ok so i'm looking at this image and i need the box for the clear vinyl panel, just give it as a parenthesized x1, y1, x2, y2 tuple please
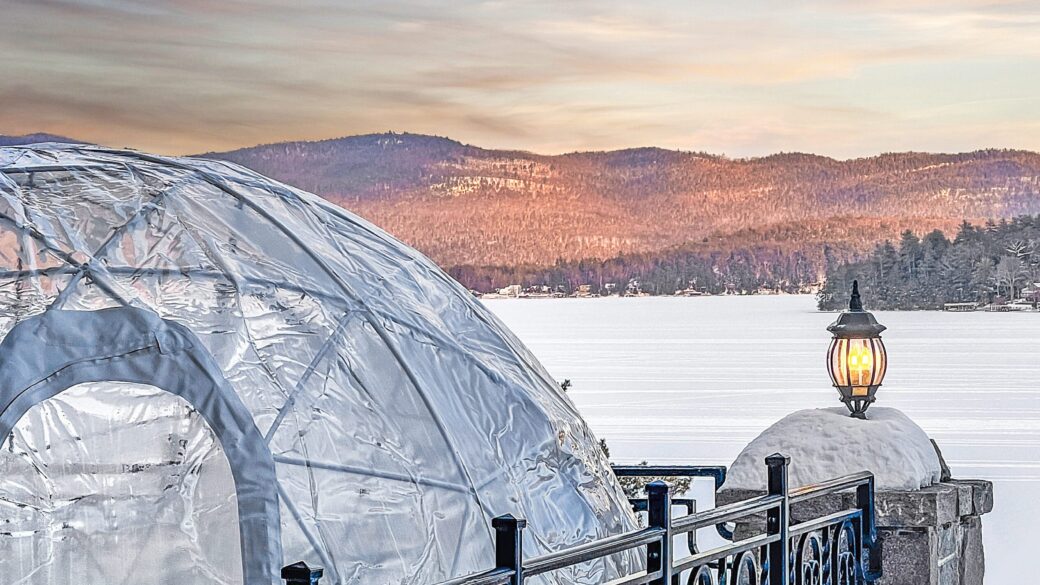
(0, 146, 640, 584)
(0, 382, 243, 585)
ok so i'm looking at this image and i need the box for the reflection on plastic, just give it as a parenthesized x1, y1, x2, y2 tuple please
(0, 383, 242, 585)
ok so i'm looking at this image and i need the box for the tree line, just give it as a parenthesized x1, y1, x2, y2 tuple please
(817, 215, 1040, 310)
(448, 242, 838, 295)
(449, 214, 1040, 310)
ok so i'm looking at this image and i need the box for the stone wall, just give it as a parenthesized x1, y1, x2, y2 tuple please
(717, 479, 992, 585)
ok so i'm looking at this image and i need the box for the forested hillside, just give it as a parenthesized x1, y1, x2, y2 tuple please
(204, 133, 1040, 292)
(818, 216, 1040, 310)
(206, 132, 1040, 268)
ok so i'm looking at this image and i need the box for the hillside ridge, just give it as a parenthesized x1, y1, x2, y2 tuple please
(202, 133, 1040, 278)
(5, 132, 1039, 291)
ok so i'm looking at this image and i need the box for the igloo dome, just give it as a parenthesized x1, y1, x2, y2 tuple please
(0, 144, 637, 585)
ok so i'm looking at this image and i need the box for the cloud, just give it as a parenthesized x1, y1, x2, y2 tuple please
(1, 0, 1039, 157)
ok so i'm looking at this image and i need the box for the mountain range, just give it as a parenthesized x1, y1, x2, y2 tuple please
(0, 133, 79, 147)
(201, 134, 1040, 281)
(5, 132, 1040, 292)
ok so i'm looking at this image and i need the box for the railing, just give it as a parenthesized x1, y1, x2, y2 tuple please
(613, 464, 732, 545)
(282, 453, 880, 585)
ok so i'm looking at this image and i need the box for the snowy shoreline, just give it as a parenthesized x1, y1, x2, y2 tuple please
(482, 295, 1039, 313)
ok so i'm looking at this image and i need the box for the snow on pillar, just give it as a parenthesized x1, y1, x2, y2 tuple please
(717, 407, 993, 585)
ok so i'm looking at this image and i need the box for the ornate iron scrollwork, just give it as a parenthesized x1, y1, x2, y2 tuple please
(729, 550, 760, 585)
(832, 521, 858, 585)
(689, 565, 716, 585)
(429, 459, 880, 585)
(796, 532, 824, 585)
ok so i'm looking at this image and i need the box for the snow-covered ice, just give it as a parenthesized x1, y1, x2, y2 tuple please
(486, 294, 1040, 582)
(723, 407, 941, 491)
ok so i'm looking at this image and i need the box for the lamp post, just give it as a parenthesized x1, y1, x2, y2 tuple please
(826, 280, 887, 419)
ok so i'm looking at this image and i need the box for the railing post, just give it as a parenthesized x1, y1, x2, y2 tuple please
(765, 454, 790, 585)
(492, 514, 527, 585)
(281, 561, 323, 585)
(646, 480, 672, 585)
(857, 474, 883, 580)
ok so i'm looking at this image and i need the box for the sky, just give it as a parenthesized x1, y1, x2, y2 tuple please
(2, 0, 1040, 157)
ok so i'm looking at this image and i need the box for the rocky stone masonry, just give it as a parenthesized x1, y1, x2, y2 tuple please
(717, 479, 993, 585)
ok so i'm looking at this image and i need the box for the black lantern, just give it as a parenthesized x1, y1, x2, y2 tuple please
(826, 280, 887, 419)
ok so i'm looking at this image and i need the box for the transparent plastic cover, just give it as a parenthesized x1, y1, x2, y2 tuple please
(0, 144, 638, 584)
(0, 383, 243, 585)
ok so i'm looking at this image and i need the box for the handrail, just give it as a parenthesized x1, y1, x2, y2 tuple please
(671, 532, 777, 575)
(616, 465, 733, 542)
(600, 569, 662, 585)
(525, 527, 664, 576)
(790, 470, 873, 502)
(435, 568, 515, 585)
(672, 493, 782, 534)
(283, 455, 881, 585)
(788, 509, 862, 538)
(611, 464, 728, 491)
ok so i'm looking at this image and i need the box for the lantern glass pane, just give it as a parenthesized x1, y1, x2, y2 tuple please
(829, 336, 884, 392)
(872, 338, 888, 386)
(828, 338, 847, 386)
(846, 338, 874, 387)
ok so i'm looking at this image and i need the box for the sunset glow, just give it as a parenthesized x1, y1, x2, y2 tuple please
(3, 1, 1040, 156)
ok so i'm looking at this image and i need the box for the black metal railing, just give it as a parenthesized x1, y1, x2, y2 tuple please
(613, 464, 732, 546)
(282, 453, 880, 585)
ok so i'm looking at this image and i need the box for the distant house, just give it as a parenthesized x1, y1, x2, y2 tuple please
(1024, 283, 1040, 303)
(521, 285, 554, 298)
(498, 284, 522, 297)
(674, 287, 705, 297)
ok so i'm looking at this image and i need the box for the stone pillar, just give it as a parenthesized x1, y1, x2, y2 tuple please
(717, 479, 993, 585)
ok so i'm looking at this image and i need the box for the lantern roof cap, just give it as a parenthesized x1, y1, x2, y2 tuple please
(827, 310, 886, 337)
(827, 280, 886, 337)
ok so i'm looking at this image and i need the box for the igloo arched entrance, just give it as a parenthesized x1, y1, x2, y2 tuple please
(2, 381, 243, 584)
(0, 307, 281, 585)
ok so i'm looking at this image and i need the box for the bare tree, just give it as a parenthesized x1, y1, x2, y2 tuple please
(993, 255, 1028, 300)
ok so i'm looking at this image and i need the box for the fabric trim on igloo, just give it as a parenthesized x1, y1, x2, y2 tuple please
(0, 306, 283, 585)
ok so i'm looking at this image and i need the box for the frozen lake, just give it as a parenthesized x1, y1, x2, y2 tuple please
(485, 294, 1038, 582)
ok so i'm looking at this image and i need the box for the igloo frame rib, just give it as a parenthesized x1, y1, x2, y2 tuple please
(0, 144, 638, 585)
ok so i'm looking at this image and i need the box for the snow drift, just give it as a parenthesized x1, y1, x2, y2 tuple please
(725, 407, 942, 491)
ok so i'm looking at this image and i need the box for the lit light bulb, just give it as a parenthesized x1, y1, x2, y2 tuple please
(849, 345, 872, 370)
(848, 342, 873, 391)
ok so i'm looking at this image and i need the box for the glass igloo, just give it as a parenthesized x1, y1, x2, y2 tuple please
(0, 144, 638, 585)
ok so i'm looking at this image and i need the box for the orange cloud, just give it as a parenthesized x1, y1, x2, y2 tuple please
(2, 0, 1039, 157)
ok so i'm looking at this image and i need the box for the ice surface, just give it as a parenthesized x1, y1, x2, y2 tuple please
(486, 294, 1040, 583)
(723, 407, 941, 491)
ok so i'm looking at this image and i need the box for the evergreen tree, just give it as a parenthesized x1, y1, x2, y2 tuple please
(819, 215, 1040, 309)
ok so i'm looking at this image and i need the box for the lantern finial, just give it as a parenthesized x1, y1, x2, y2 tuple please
(849, 279, 863, 312)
